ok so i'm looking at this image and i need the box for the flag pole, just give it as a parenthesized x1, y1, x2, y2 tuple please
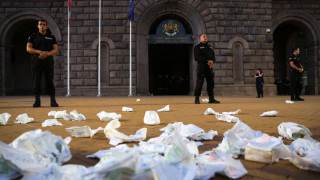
(97, 0, 101, 97)
(66, 0, 71, 97)
(129, 21, 132, 96)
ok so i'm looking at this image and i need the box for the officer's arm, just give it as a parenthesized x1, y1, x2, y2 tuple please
(46, 44, 58, 56)
(289, 61, 303, 72)
(26, 43, 41, 54)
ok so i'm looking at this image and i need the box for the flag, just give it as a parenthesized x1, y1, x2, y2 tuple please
(68, 0, 72, 24)
(129, 0, 134, 22)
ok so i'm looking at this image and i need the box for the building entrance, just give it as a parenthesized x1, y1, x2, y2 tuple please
(149, 44, 190, 95)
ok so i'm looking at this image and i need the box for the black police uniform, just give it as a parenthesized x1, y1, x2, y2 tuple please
(255, 72, 264, 97)
(288, 54, 303, 100)
(194, 42, 215, 97)
(28, 32, 57, 96)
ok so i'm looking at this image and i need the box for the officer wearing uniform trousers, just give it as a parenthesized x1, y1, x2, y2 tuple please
(255, 68, 264, 98)
(194, 34, 220, 104)
(26, 20, 59, 107)
(288, 47, 304, 101)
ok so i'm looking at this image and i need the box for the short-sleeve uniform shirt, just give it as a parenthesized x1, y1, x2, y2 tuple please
(28, 32, 57, 52)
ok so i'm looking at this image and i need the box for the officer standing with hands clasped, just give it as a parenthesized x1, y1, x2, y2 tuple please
(26, 19, 59, 107)
(194, 34, 220, 104)
(288, 47, 304, 101)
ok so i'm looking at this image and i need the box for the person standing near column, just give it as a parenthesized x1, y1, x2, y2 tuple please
(254, 68, 264, 98)
(26, 19, 59, 107)
(288, 47, 304, 101)
(194, 34, 220, 104)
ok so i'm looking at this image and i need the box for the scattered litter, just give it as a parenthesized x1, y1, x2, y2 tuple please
(87, 144, 131, 159)
(285, 100, 294, 104)
(0, 112, 11, 125)
(289, 137, 320, 172)
(157, 105, 170, 112)
(202, 98, 209, 102)
(63, 110, 86, 121)
(66, 126, 103, 138)
(42, 119, 63, 127)
(14, 113, 34, 124)
(204, 108, 218, 115)
(48, 110, 68, 119)
(260, 110, 279, 117)
(278, 122, 312, 140)
(97, 111, 122, 122)
(215, 114, 239, 123)
(104, 119, 147, 146)
(136, 99, 141, 102)
(144, 111, 160, 125)
(222, 109, 241, 115)
(122, 107, 133, 112)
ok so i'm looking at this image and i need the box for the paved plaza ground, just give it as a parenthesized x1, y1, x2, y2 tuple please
(0, 95, 319, 179)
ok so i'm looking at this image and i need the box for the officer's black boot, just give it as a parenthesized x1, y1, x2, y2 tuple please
(33, 95, 41, 107)
(261, 93, 264, 98)
(195, 96, 200, 104)
(209, 96, 220, 103)
(50, 95, 59, 107)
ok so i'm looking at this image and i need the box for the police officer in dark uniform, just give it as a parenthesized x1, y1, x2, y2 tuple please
(26, 20, 59, 107)
(194, 34, 220, 104)
(288, 47, 304, 101)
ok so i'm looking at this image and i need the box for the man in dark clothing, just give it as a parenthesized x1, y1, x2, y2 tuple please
(194, 34, 220, 104)
(26, 20, 59, 107)
(288, 47, 304, 101)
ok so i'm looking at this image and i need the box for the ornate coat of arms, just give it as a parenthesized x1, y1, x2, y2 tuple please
(162, 21, 179, 36)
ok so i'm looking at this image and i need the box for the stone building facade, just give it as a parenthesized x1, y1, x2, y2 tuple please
(0, 0, 319, 96)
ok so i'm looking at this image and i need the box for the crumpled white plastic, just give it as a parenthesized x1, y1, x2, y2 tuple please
(48, 110, 68, 119)
(63, 110, 86, 121)
(144, 111, 160, 125)
(136, 99, 141, 102)
(104, 119, 147, 146)
(97, 111, 122, 122)
(285, 100, 294, 104)
(204, 108, 218, 115)
(157, 105, 170, 112)
(222, 109, 241, 115)
(158, 122, 218, 141)
(0, 129, 72, 179)
(202, 98, 209, 102)
(260, 110, 279, 117)
(278, 122, 312, 140)
(14, 113, 34, 124)
(215, 114, 239, 123)
(66, 126, 103, 138)
(289, 137, 320, 172)
(122, 107, 133, 112)
(0, 112, 11, 125)
(195, 151, 248, 179)
(86, 144, 131, 159)
(42, 119, 63, 127)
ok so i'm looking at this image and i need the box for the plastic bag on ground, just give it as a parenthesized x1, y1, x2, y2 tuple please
(244, 134, 284, 163)
(215, 114, 239, 123)
(63, 110, 86, 121)
(122, 107, 133, 112)
(97, 111, 122, 122)
(260, 110, 279, 117)
(14, 113, 34, 124)
(285, 100, 294, 104)
(136, 99, 141, 102)
(0, 112, 11, 125)
(289, 137, 320, 172)
(144, 111, 160, 125)
(222, 109, 242, 115)
(278, 122, 312, 140)
(202, 98, 209, 103)
(104, 119, 147, 146)
(48, 110, 67, 119)
(152, 162, 198, 180)
(87, 144, 131, 159)
(157, 105, 170, 112)
(66, 126, 103, 138)
(195, 151, 247, 179)
(42, 119, 63, 127)
(204, 108, 218, 115)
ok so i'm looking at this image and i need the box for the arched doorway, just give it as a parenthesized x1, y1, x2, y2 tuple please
(148, 17, 193, 95)
(273, 21, 316, 95)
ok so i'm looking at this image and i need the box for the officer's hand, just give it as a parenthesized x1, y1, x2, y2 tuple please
(38, 51, 48, 59)
(207, 60, 213, 68)
(298, 68, 304, 73)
